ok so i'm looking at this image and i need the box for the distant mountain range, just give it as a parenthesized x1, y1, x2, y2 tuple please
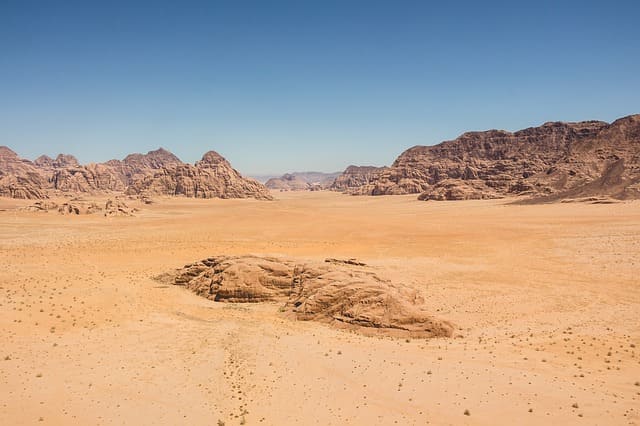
(2, 113, 638, 202)
(0, 147, 272, 200)
(265, 171, 342, 191)
(331, 114, 640, 202)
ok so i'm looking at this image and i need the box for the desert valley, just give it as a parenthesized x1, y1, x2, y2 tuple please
(1, 114, 639, 425)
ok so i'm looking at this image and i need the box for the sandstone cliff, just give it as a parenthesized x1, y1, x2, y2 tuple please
(337, 114, 640, 201)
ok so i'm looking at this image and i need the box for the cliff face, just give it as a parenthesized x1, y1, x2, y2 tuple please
(0, 147, 49, 199)
(0, 147, 272, 200)
(330, 166, 388, 193)
(338, 115, 640, 201)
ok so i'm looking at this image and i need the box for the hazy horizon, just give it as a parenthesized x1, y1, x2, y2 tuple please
(1, 1, 638, 175)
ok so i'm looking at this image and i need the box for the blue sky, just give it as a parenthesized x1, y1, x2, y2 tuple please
(1, 1, 638, 175)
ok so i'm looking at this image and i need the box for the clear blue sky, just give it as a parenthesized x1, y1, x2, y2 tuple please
(1, 1, 638, 175)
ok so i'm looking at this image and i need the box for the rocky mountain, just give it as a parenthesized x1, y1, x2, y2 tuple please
(125, 151, 272, 199)
(337, 114, 640, 201)
(265, 173, 311, 191)
(265, 171, 341, 191)
(330, 165, 388, 192)
(0, 147, 272, 200)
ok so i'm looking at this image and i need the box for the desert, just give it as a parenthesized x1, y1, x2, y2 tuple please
(2, 2, 639, 424)
(1, 191, 639, 425)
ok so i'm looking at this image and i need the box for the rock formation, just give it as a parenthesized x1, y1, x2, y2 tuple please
(265, 171, 341, 191)
(0, 147, 272, 200)
(166, 255, 453, 338)
(20, 201, 59, 212)
(103, 199, 136, 216)
(335, 114, 640, 201)
(125, 151, 273, 200)
(330, 165, 388, 193)
(0, 146, 49, 199)
(265, 173, 313, 191)
(57, 202, 99, 215)
(22, 198, 136, 216)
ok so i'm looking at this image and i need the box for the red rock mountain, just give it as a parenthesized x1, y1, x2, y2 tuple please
(336, 114, 640, 201)
(0, 147, 271, 200)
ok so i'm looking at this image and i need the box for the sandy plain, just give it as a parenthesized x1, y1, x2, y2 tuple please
(0, 191, 639, 425)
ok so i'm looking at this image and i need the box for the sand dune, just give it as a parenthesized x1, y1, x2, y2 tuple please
(1, 191, 639, 425)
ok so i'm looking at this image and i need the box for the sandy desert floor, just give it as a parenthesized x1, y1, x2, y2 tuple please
(1, 191, 639, 425)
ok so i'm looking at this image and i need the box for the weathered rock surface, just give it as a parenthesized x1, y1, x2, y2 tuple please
(0, 146, 272, 200)
(57, 201, 102, 215)
(21, 198, 135, 216)
(265, 171, 341, 191)
(104, 199, 136, 217)
(20, 201, 59, 212)
(166, 255, 453, 338)
(125, 151, 273, 200)
(330, 165, 388, 193)
(0, 146, 50, 199)
(336, 115, 640, 201)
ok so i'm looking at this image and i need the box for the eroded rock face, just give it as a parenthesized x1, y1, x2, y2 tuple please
(20, 201, 59, 212)
(125, 151, 273, 200)
(0, 147, 49, 199)
(167, 255, 453, 338)
(417, 179, 502, 201)
(22, 198, 135, 216)
(330, 165, 388, 193)
(49, 163, 127, 193)
(0, 174, 49, 199)
(104, 199, 136, 217)
(0, 146, 272, 201)
(57, 202, 101, 215)
(336, 115, 640, 201)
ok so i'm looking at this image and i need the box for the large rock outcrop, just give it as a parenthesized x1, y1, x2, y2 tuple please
(166, 255, 453, 338)
(330, 165, 388, 193)
(336, 114, 640, 201)
(0, 146, 49, 199)
(125, 151, 273, 200)
(0, 147, 272, 200)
